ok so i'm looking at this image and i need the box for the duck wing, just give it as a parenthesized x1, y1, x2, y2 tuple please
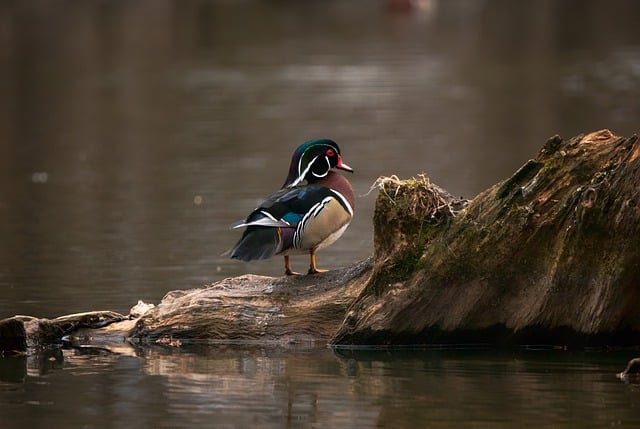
(231, 185, 334, 229)
(230, 185, 335, 261)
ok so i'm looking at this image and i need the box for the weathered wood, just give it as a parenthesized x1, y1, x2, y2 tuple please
(617, 357, 640, 381)
(0, 311, 127, 354)
(0, 263, 372, 351)
(130, 259, 372, 343)
(332, 130, 640, 347)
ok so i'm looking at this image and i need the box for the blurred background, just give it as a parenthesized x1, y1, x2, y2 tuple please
(1, 0, 640, 318)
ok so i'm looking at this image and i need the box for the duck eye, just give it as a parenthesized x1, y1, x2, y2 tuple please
(326, 149, 335, 157)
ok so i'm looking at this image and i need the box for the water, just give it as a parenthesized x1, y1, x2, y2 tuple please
(3, 0, 640, 318)
(1, 346, 638, 429)
(2, 0, 640, 427)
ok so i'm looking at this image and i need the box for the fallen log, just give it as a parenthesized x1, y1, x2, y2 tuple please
(1, 129, 639, 353)
(0, 260, 372, 354)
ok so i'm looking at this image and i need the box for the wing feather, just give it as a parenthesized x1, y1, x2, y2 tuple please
(231, 185, 335, 229)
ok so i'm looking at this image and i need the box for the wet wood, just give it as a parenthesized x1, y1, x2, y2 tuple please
(0, 311, 127, 355)
(2, 129, 640, 352)
(617, 357, 640, 381)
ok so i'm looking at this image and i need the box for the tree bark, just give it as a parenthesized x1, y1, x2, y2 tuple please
(1, 129, 640, 352)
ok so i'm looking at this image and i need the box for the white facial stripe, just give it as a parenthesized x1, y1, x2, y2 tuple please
(290, 155, 319, 187)
(289, 144, 341, 188)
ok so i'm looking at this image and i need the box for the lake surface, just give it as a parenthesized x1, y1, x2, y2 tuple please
(2, 0, 640, 427)
(1, 345, 639, 429)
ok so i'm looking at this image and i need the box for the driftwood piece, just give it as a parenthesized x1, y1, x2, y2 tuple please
(130, 259, 371, 343)
(0, 311, 127, 355)
(1, 129, 640, 352)
(332, 129, 640, 347)
(617, 357, 640, 381)
(0, 263, 371, 353)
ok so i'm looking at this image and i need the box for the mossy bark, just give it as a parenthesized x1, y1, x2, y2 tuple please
(332, 130, 640, 347)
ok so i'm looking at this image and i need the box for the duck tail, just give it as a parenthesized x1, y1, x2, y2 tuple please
(230, 227, 281, 261)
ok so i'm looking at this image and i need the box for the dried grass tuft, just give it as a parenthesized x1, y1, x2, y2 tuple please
(368, 174, 462, 220)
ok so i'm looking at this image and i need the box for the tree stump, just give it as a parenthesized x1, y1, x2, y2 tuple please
(332, 129, 640, 347)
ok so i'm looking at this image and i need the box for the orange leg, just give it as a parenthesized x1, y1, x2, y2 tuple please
(308, 249, 328, 275)
(284, 255, 299, 276)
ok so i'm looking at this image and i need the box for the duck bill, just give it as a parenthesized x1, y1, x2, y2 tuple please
(335, 155, 354, 173)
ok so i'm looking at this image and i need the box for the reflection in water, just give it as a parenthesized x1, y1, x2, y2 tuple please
(1, 345, 639, 429)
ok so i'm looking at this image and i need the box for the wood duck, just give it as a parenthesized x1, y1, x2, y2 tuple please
(230, 139, 355, 275)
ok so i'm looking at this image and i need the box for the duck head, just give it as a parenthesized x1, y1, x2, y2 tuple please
(282, 139, 353, 188)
